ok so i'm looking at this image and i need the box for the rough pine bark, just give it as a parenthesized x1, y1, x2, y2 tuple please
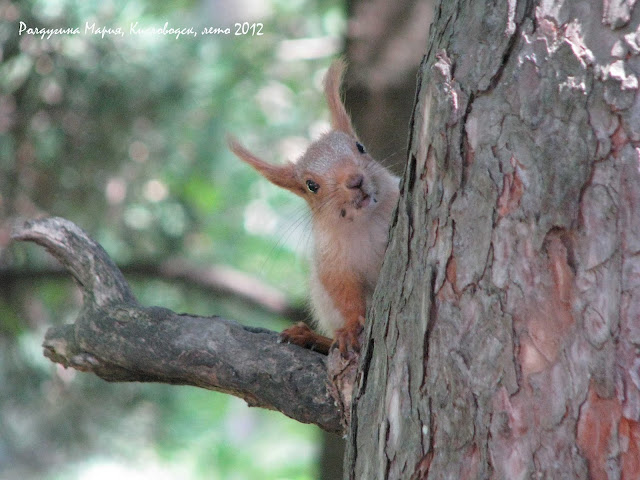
(345, 1, 640, 479)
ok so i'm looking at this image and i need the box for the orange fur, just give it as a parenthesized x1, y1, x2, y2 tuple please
(279, 322, 333, 354)
(229, 60, 399, 355)
(324, 58, 355, 135)
(227, 137, 302, 194)
(318, 268, 366, 353)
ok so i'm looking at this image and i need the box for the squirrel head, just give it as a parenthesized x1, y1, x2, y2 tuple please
(228, 59, 398, 225)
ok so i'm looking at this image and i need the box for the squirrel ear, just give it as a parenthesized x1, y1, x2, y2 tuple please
(324, 59, 355, 136)
(227, 135, 302, 194)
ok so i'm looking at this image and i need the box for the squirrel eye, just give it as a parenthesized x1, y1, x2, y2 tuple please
(356, 141, 366, 154)
(306, 179, 320, 193)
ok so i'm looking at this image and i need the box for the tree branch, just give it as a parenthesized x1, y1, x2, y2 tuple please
(11, 217, 342, 434)
(0, 261, 308, 323)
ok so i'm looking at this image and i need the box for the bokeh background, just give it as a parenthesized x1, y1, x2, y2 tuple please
(0, 0, 431, 478)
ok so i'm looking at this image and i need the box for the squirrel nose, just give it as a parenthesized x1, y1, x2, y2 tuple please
(346, 173, 364, 190)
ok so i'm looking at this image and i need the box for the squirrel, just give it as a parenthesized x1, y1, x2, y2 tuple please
(228, 59, 399, 355)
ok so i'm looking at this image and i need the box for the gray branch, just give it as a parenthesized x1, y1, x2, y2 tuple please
(11, 217, 342, 434)
(0, 261, 308, 323)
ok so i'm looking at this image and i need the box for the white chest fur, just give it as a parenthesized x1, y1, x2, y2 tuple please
(308, 201, 394, 335)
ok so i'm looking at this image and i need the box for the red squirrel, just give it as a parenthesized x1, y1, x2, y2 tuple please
(228, 60, 399, 354)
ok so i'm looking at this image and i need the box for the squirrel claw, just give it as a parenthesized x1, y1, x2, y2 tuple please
(279, 322, 310, 345)
(333, 320, 364, 356)
(279, 322, 332, 355)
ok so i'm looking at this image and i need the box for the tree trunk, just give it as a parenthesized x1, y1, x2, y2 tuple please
(345, 1, 640, 478)
(11, 1, 640, 478)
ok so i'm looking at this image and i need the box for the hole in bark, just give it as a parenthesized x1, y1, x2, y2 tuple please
(407, 153, 417, 191)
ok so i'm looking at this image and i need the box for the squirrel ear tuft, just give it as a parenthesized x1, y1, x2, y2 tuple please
(324, 59, 355, 136)
(227, 135, 302, 194)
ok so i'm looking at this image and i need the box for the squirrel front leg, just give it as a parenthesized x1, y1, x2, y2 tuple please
(279, 323, 333, 354)
(279, 272, 366, 355)
(319, 270, 367, 355)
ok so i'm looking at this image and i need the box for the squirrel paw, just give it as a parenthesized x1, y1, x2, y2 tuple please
(333, 318, 364, 356)
(279, 322, 331, 355)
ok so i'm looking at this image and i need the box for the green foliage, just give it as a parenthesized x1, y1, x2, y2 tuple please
(0, 0, 345, 477)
